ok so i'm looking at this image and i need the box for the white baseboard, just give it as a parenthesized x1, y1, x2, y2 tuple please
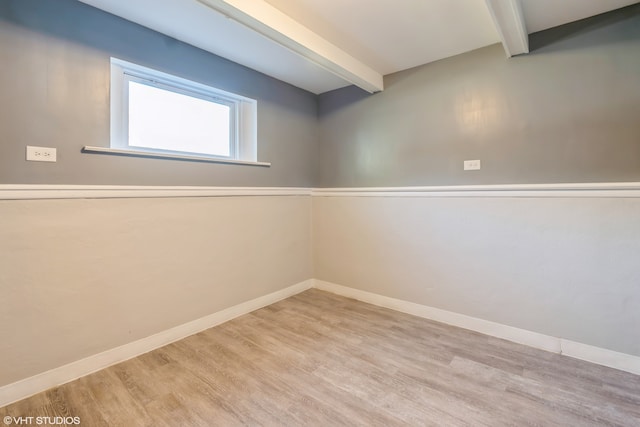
(3, 278, 638, 408)
(560, 339, 640, 374)
(313, 280, 640, 376)
(0, 279, 314, 408)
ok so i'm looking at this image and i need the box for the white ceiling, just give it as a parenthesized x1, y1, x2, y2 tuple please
(263, 0, 501, 76)
(77, 0, 639, 94)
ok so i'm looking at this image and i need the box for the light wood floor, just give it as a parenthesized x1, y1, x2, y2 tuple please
(2, 289, 640, 426)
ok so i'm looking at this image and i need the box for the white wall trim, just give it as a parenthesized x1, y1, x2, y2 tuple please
(0, 185, 312, 200)
(313, 182, 640, 198)
(2, 182, 640, 200)
(0, 279, 314, 408)
(313, 280, 640, 376)
(82, 147, 269, 167)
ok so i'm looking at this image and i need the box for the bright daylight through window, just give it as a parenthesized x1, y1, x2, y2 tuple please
(109, 58, 258, 163)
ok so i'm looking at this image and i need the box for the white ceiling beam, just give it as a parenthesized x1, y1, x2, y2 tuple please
(196, 0, 384, 93)
(485, 0, 529, 57)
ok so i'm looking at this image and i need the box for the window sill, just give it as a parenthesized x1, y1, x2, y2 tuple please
(82, 146, 271, 167)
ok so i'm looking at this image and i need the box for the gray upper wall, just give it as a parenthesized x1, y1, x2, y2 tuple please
(317, 4, 640, 187)
(2, 1, 639, 189)
(0, 0, 318, 187)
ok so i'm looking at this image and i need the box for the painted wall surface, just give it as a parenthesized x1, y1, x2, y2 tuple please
(313, 194, 640, 357)
(317, 5, 640, 187)
(0, 0, 318, 187)
(0, 195, 312, 386)
(2, 0, 640, 395)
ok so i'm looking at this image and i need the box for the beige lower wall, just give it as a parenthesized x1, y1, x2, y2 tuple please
(0, 196, 312, 387)
(313, 195, 640, 357)
(3, 189, 640, 389)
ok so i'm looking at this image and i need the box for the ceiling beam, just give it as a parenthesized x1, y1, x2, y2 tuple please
(197, 0, 384, 93)
(485, 0, 529, 57)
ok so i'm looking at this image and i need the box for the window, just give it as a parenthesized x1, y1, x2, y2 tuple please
(109, 58, 258, 163)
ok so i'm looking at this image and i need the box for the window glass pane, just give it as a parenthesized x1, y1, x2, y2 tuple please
(128, 81, 231, 157)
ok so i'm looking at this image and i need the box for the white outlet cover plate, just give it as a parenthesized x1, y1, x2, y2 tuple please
(464, 159, 481, 170)
(26, 146, 57, 162)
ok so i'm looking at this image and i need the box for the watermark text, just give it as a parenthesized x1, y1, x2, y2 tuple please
(3, 416, 80, 425)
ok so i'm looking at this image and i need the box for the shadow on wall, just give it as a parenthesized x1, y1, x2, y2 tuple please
(318, 84, 374, 115)
(528, 3, 640, 53)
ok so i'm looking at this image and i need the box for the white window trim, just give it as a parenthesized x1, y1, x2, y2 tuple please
(81, 145, 271, 166)
(99, 58, 262, 165)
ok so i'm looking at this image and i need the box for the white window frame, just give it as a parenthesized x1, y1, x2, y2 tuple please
(109, 58, 258, 163)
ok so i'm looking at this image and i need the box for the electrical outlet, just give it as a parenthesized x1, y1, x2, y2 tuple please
(26, 146, 57, 162)
(464, 159, 481, 171)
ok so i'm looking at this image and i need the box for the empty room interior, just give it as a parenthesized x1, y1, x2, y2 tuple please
(2, 0, 640, 425)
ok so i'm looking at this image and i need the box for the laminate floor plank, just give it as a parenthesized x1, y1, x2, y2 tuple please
(2, 289, 639, 426)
